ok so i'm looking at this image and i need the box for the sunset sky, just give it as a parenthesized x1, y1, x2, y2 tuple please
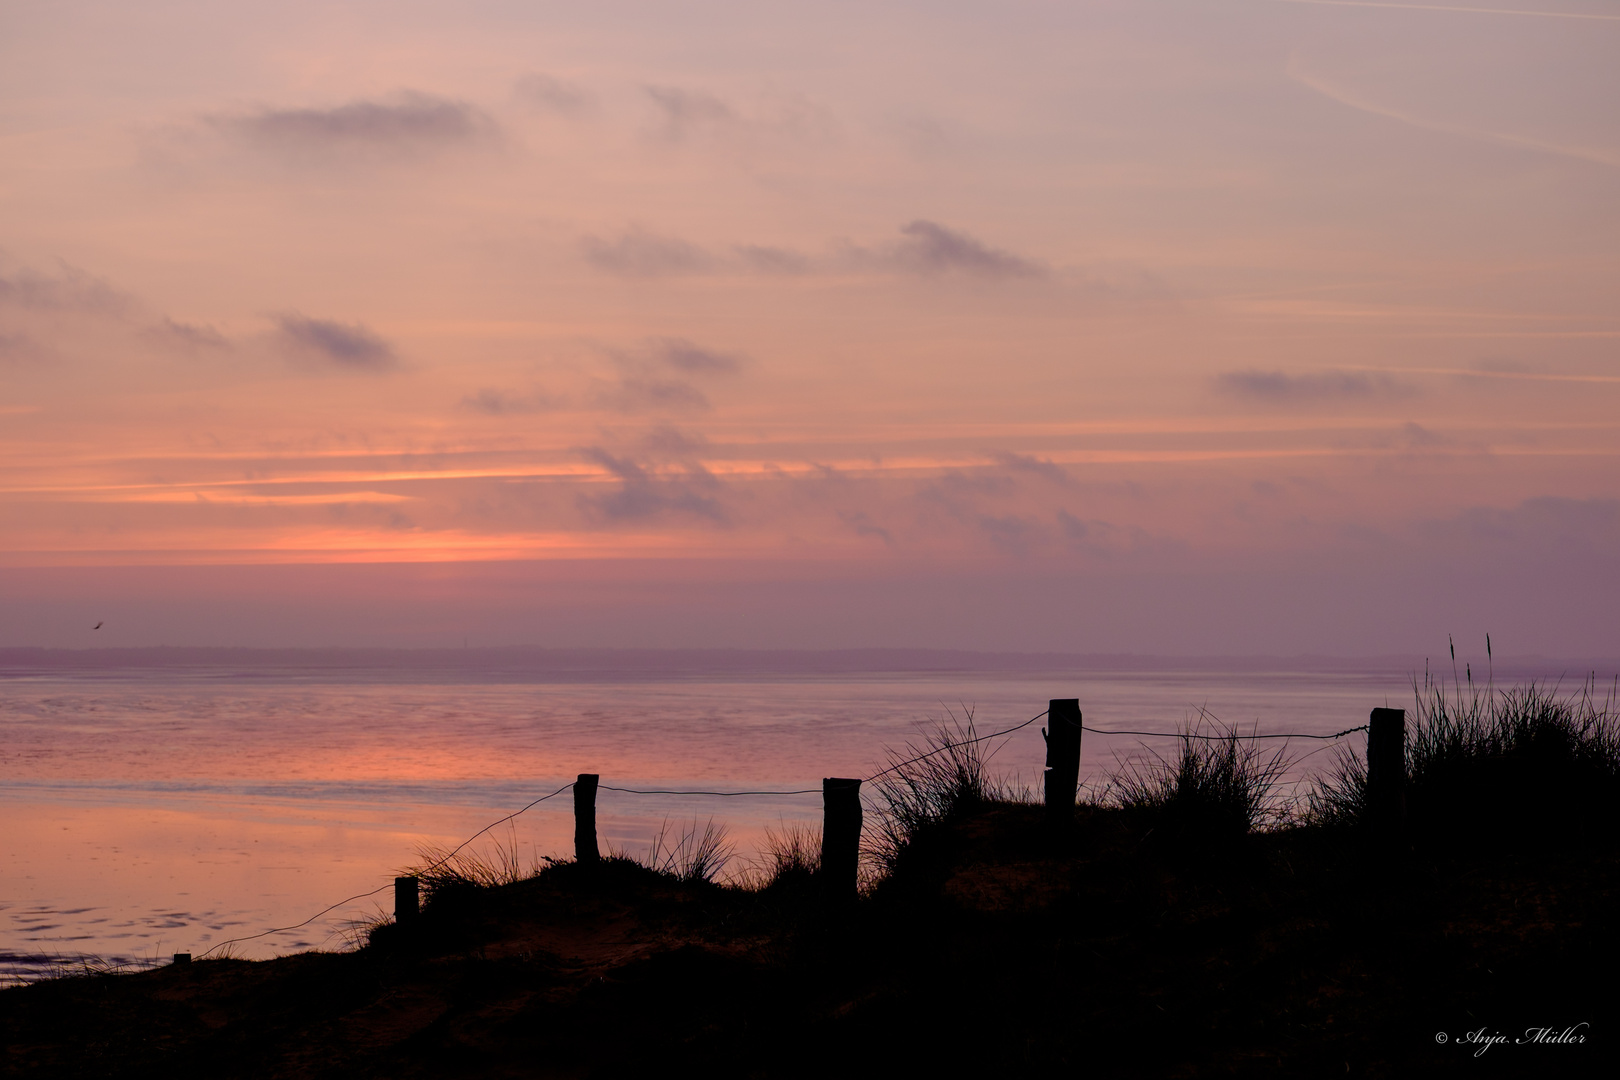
(3, 0, 1618, 655)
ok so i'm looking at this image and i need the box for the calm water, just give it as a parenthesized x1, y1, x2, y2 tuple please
(0, 665, 1416, 981)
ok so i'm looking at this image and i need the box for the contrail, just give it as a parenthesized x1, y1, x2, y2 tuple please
(1286, 56, 1620, 168)
(1347, 365, 1620, 384)
(1272, 1, 1620, 22)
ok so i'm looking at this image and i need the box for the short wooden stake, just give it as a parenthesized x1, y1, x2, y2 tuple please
(1044, 698, 1083, 826)
(171, 953, 191, 966)
(394, 875, 419, 924)
(1367, 707, 1407, 836)
(574, 773, 600, 865)
(821, 778, 862, 901)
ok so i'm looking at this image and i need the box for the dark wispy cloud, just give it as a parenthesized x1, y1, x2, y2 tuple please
(576, 433, 729, 524)
(921, 470, 1017, 501)
(146, 317, 229, 351)
(880, 220, 1046, 279)
(514, 73, 592, 113)
(987, 451, 1072, 486)
(1400, 421, 1447, 449)
(638, 424, 711, 457)
(588, 337, 745, 413)
(914, 469, 1037, 556)
(1056, 508, 1092, 543)
(590, 376, 711, 413)
(641, 85, 832, 149)
(734, 244, 812, 275)
(580, 221, 1043, 282)
(644, 86, 738, 139)
(580, 228, 717, 277)
(975, 513, 1037, 557)
(838, 509, 894, 546)
(1213, 369, 1411, 401)
(460, 387, 563, 415)
(1056, 509, 1151, 558)
(214, 92, 495, 156)
(1430, 497, 1620, 552)
(653, 338, 742, 375)
(274, 314, 397, 371)
(0, 330, 47, 363)
(0, 263, 128, 314)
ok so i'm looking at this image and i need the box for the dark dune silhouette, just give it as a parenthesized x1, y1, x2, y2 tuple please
(4, 688, 1616, 1077)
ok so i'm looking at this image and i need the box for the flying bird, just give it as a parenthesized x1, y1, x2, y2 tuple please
(93, 622, 103, 630)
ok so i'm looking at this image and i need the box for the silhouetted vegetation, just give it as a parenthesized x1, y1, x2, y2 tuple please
(1310, 679, 1620, 846)
(866, 711, 1017, 878)
(623, 818, 736, 883)
(5, 681, 1619, 1078)
(411, 827, 543, 900)
(742, 822, 821, 893)
(1105, 713, 1292, 848)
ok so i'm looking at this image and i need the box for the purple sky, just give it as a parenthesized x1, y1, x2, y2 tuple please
(2, 1, 1617, 654)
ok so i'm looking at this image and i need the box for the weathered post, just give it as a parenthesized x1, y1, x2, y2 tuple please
(394, 875, 419, 924)
(1044, 698, 1083, 827)
(574, 773, 600, 865)
(171, 953, 191, 966)
(821, 777, 862, 902)
(1366, 707, 1407, 837)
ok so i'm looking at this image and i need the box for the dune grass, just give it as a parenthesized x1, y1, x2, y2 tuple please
(865, 709, 1035, 880)
(627, 818, 736, 884)
(1105, 712, 1293, 845)
(734, 822, 822, 892)
(404, 817, 737, 901)
(1309, 677, 1620, 842)
(406, 824, 545, 907)
(361, 674, 1620, 950)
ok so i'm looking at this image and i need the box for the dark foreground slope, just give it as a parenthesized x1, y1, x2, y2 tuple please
(3, 805, 1616, 1079)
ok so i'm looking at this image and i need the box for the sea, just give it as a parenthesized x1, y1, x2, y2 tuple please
(1, 647, 1563, 983)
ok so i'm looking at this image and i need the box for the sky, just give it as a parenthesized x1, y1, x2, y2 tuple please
(2, 0, 1618, 655)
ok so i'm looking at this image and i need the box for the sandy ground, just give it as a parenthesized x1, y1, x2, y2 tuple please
(3, 804, 1618, 1078)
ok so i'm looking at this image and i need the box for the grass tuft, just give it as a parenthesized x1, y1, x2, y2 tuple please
(404, 825, 543, 906)
(1305, 743, 1367, 830)
(737, 822, 822, 891)
(1311, 677, 1620, 841)
(867, 709, 1003, 877)
(624, 819, 736, 884)
(1106, 711, 1293, 845)
(16, 951, 166, 985)
(336, 909, 394, 952)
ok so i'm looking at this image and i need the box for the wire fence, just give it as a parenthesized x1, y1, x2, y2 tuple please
(192, 706, 1375, 961)
(600, 786, 823, 797)
(1085, 723, 1370, 741)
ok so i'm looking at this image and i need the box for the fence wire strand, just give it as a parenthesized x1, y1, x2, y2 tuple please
(195, 780, 576, 961)
(195, 882, 395, 960)
(601, 785, 822, 797)
(187, 709, 1374, 963)
(862, 707, 1050, 783)
(1083, 723, 1370, 741)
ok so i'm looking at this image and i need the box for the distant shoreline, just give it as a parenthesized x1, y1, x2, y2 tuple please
(2, 645, 1615, 681)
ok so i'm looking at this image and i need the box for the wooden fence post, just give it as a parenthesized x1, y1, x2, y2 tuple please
(1044, 698, 1083, 826)
(575, 773, 600, 865)
(822, 777, 862, 901)
(394, 875, 419, 924)
(1366, 707, 1406, 836)
(171, 953, 191, 966)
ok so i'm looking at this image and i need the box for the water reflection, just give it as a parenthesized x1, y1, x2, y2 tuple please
(1, 668, 1413, 979)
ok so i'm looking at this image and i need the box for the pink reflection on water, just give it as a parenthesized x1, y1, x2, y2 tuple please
(2, 669, 1413, 977)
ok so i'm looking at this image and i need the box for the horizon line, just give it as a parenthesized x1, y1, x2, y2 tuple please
(2, 644, 1611, 675)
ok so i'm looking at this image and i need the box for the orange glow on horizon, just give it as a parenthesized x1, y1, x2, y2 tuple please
(1, 0, 1616, 647)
